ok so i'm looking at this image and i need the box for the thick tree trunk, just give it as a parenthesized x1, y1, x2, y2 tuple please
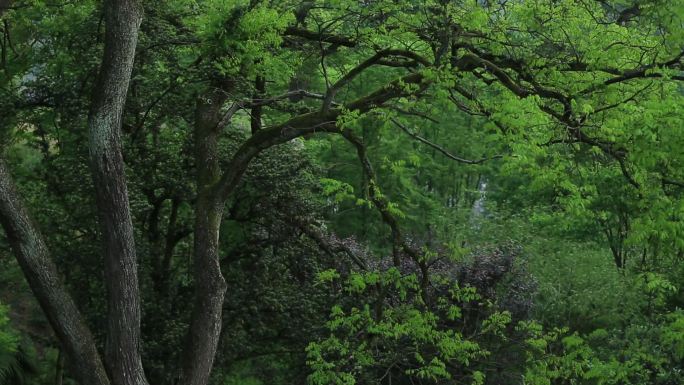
(180, 91, 228, 385)
(0, 160, 110, 385)
(87, 1, 147, 385)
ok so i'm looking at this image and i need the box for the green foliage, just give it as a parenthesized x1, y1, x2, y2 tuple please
(0, 304, 36, 385)
(0, 304, 18, 360)
(662, 312, 684, 360)
(307, 270, 492, 385)
(320, 178, 356, 203)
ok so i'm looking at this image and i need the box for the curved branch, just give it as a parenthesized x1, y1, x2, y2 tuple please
(297, 220, 368, 270)
(335, 129, 433, 303)
(455, 53, 532, 98)
(603, 50, 684, 86)
(391, 118, 503, 165)
(323, 50, 430, 111)
(0, 160, 110, 385)
(336, 128, 420, 265)
(284, 26, 357, 47)
(213, 72, 427, 203)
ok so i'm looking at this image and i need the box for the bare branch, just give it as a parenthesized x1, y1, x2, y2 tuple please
(284, 26, 357, 47)
(391, 118, 503, 165)
(323, 50, 430, 111)
(297, 220, 368, 270)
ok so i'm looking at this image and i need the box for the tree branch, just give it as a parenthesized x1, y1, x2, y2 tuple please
(213, 72, 427, 203)
(283, 26, 357, 47)
(323, 50, 429, 111)
(391, 118, 503, 165)
(0, 159, 110, 385)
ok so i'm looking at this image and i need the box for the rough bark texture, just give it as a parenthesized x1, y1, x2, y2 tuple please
(87, 1, 147, 385)
(0, 160, 110, 385)
(180, 90, 229, 385)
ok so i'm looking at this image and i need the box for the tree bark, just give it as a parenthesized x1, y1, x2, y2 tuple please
(180, 90, 229, 385)
(87, 1, 147, 385)
(250, 75, 265, 134)
(0, 0, 10, 16)
(161, 197, 181, 274)
(55, 348, 65, 385)
(0, 160, 110, 385)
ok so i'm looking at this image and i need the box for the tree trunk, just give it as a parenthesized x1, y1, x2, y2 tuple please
(0, 1, 10, 16)
(180, 91, 228, 385)
(250, 75, 265, 134)
(87, 1, 147, 385)
(55, 348, 65, 385)
(0, 160, 110, 385)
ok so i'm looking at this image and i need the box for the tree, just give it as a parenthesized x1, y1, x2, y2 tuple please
(0, 0, 144, 384)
